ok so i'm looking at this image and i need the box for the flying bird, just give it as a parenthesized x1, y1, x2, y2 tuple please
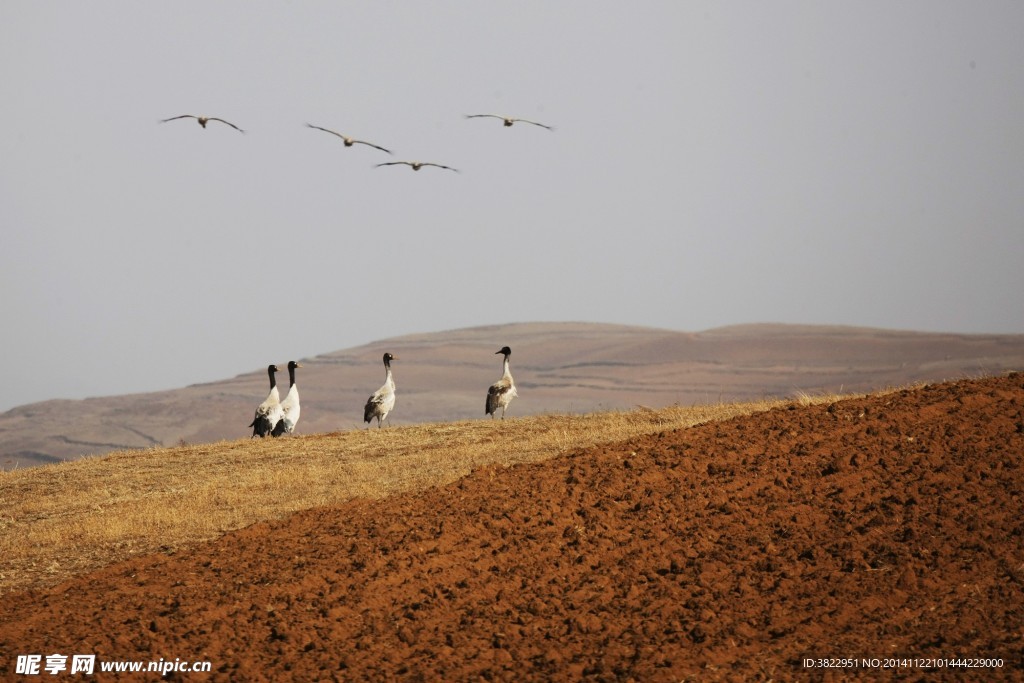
(465, 114, 554, 130)
(305, 123, 392, 154)
(159, 114, 245, 133)
(272, 361, 303, 437)
(364, 353, 398, 428)
(486, 346, 518, 419)
(249, 364, 284, 437)
(375, 161, 459, 173)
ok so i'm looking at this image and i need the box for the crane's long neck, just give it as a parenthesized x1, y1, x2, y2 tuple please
(384, 359, 394, 385)
(268, 367, 278, 390)
(288, 365, 297, 388)
(502, 355, 512, 378)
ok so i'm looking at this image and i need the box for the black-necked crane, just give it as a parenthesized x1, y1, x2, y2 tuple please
(486, 346, 518, 419)
(364, 353, 398, 428)
(464, 114, 554, 131)
(250, 364, 283, 437)
(159, 114, 245, 133)
(272, 361, 303, 436)
(305, 123, 392, 154)
(375, 161, 459, 173)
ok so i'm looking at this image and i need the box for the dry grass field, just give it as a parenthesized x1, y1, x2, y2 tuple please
(0, 395, 851, 597)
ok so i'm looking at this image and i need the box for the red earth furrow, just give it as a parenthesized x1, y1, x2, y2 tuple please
(1, 374, 1022, 681)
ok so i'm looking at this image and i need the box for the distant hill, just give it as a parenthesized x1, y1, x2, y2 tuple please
(3, 321, 1023, 470)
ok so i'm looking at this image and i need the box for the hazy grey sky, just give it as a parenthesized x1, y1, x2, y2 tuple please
(2, 1, 1022, 412)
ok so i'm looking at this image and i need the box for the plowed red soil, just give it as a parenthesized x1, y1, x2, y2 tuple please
(2, 374, 1022, 681)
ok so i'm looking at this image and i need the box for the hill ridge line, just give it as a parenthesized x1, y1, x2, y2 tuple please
(3, 321, 1023, 470)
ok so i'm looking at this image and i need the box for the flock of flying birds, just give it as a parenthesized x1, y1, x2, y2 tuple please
(249, 346, 518, 437)
(159, 112, 555, 174)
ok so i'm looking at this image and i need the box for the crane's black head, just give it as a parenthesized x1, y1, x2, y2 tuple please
(383, 352, 397, 363)
(496, 346, 512, 356)
(268, 364, 280, 373)
(288, 361, 303, 371)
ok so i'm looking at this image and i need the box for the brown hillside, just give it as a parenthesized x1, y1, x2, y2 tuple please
(0, 373, 1021, 681)
(3, 322, 1024, 470)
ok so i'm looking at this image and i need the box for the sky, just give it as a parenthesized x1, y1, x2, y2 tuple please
(2, 1, 1023, 412)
